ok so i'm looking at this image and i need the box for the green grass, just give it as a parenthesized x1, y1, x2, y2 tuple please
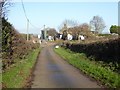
(2, 48, 41, 88)
(98, 34, 111, 36)
(0, 73, 2, 88)
(54, 47, 120, 88)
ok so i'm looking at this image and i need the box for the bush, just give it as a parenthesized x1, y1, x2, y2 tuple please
(110, 25, 120, 35)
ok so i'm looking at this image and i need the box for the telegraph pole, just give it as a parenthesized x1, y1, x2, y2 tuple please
(27, 19, 29, 41)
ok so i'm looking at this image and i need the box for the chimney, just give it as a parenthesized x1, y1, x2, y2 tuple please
(64, 24, 67, 28)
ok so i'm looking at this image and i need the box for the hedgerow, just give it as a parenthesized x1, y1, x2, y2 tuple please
(54, 47, 120, 88)
(63, 37, 120, 72)
(2, 18, 39, 69)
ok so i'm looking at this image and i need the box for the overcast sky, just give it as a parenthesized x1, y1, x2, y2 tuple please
(7, 0, 119, 34)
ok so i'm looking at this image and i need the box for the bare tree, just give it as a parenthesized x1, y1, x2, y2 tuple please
(62, 19, 79, 27)
(58, 19, 79, 30)
(90, 16, 106, 34)
(48, 28, 57, 36)
(0, 0, 12, 19)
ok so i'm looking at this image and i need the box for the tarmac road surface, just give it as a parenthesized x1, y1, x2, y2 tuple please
(31, 44, 101, 88)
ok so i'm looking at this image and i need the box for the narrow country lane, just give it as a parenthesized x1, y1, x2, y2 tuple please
(31, 44, 101, 88)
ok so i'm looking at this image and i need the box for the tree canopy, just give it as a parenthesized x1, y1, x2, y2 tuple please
(110, 25, 120, 35)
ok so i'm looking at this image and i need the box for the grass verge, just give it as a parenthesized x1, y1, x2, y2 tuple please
(2, 48, 41, 88)
(54, 47, 120, 88)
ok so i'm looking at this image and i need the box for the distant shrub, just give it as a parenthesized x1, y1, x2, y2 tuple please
(110, 25, 120, 35)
